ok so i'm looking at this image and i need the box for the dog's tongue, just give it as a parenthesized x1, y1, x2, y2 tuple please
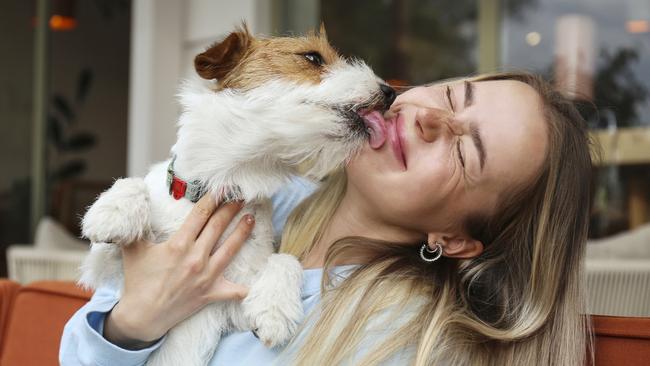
(360, 111, 386, 149)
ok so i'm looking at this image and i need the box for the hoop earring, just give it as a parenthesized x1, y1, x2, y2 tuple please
(420, 242, 443, 262)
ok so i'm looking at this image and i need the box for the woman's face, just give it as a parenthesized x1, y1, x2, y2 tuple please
(346, 79, 548, 235)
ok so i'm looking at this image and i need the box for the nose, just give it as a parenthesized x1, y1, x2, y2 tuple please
(380, 84, 396, 109)
(416, 108, 458, 142)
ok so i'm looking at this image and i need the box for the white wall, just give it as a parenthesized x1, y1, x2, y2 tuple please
(127, 0, 272, 176)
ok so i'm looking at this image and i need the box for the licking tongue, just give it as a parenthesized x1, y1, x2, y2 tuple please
(360, 110, 387, 149)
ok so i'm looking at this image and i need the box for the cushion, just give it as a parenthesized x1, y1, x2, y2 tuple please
(34, 217, 88, 251)
(587, 224, 650, 259)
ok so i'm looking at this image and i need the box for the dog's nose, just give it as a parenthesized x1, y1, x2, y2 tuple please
(380, 84, 396, 108)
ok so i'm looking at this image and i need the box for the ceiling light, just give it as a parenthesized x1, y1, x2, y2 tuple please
(526, 32, 541, 46)
(626, 20, 649, 33)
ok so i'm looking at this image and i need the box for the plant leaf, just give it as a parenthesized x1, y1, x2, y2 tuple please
(52, 95, 75, 123)
(64, 132, 96, 152)
(51, 160, 86, 181)
(76, 68, 93, 104)
(47, 115, 64, 149)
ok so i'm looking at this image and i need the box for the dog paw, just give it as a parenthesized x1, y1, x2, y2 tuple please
(243, 253, 304, 348)
(82, 177, 151, 245)
(251, 310, 299, 348)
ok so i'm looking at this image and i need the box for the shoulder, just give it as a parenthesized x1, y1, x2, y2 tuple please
(271, 176, 318, 209)
(271, 176, 318, 240)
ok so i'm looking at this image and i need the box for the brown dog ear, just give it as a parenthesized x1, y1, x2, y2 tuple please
(319, 22, 327, 40)
(194, 28, 252, 80)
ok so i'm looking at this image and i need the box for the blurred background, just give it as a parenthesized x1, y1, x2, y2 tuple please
(0, 0, 649, 316)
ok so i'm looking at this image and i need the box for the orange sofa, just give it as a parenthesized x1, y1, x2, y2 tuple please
(591, 314, 650, 365)
(0, 279, 648, 365)
(0, 279, 92, 366)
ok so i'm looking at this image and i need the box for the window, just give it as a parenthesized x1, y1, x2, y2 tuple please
(502, 0, 650, 237)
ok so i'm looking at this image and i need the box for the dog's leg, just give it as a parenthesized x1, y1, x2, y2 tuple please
(242, 253, 304, 348)
(82, 177, 151, 246)
(78, 242, 122, 289)
(146, 305, 227, 366)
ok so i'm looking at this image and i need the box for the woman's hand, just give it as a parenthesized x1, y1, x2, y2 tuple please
(103, 195, 254, 349)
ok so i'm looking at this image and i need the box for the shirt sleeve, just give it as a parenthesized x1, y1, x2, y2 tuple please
(59, 285, 165, 366)
(270, 176, 319, 243)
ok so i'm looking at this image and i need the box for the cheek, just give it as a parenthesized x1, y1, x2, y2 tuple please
(346, 149, 454, 224)
(407, 145, 456, 195)
(396, 156, 463, 229)
(346, 152, 393, 208)
(400, 167, 451, 215)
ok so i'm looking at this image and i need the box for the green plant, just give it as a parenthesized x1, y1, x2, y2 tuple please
(47, 67, 96, 182)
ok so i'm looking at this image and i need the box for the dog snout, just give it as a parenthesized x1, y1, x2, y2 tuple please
(380, 84, 396, 109)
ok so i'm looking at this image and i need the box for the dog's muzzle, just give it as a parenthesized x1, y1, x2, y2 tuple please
(341, 83, 396, 138)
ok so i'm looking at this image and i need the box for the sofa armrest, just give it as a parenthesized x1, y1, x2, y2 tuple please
(0, 280, 20, 348)
(0, 281, 92, 366)
(591, 315, 650, 365)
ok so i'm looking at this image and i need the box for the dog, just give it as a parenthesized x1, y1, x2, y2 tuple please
(79, 24, 395, 365)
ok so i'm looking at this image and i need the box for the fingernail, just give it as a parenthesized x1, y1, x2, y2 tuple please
(245, 214, 255, 224)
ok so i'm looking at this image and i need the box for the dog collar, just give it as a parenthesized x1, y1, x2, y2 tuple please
(166, 156, 205, 202)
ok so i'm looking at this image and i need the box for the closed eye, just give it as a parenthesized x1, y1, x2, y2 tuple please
(456, 139, 465, 168)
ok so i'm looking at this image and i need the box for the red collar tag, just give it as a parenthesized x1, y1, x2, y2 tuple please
(170, 176, 187, 200)
(166, 155, 205, 202)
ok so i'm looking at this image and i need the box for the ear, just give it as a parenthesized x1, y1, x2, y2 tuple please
(427, 232, 484, 259)
(194, 28, 252, 80)
(319, 22, 328, 40)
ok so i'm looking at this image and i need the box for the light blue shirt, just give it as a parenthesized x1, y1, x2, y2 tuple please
(60, 176, 415, 365)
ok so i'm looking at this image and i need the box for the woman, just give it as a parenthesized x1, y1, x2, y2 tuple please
(60, 72, 594, 365)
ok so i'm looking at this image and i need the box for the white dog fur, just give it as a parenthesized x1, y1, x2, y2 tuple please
(79, 30, 389, 365)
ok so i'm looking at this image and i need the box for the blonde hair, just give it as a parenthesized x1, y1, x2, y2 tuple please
(279, 72, 595, 365)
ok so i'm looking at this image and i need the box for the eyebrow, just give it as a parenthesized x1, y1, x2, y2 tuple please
(463, 81, 486, 171)
(464, 80, 474, 108)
